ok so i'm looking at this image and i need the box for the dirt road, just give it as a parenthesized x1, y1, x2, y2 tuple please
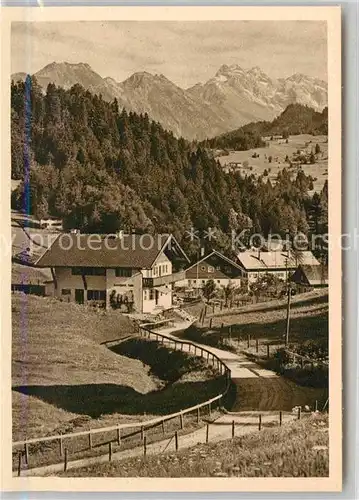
(162, 324, 327, 412)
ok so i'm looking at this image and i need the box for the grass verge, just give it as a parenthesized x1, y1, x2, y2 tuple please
(60, 413, 329, 477)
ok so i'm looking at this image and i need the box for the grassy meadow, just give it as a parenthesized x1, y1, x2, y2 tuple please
(218, 134, 328, 193)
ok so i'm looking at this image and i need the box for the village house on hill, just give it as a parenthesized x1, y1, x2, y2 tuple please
(174, 250, 243, 290)
(34, 233, 189, 314)
(236, 249, 320, 283)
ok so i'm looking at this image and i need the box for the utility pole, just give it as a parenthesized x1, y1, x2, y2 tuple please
(285, 253, 291, 346)
(285, 279, 291, 346)
(196, 249, 199, 297)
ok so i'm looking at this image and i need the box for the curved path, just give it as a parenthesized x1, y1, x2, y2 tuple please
(161, 322, 327, 412)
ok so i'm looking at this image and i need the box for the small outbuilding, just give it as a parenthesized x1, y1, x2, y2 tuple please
(292, 264, 328, 288)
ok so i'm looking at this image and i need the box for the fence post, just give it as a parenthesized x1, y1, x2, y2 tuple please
(88, 431, 92, 449)
(197, 407, 200, 424)
(315, 400, 318, 412)
(232, 420, 235, 439)
(17, 452, 22, 477)
(212, 304, 215, 313)
(247, 334, 250, 348)
(229, 325, 232, 338)
(207, 351, 210, 362)
(258, 414, 262, 431)
(267, 344, 270, 359)
(24, 443, 29, 465)
(221, 322, 224, 332)
(209, 318, 213, 329)
(162, 419, 165, 435)
(175, 431, 179, 452)
(279, 411, 283, 426)
(117, 427, 121, 446)
(109, 442, 113, 462)
(180, 412, 184, 430)
(298, 407, 301, 420)
(59, 436, 63, 457)
(220, 302, 223, 311)
(141, 426, 144, 441)
(206, 424, 209, 444)
(143, 436, 147, 457)
(256, 338, 259, 353)
(64, 448, 68, 472)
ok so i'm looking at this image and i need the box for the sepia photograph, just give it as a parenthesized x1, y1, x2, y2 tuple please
(0, 5, 342, 493)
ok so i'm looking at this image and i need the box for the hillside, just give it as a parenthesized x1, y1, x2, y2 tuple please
(204, 104, 328, 150)
(10, 80, 326, 258)
(12, 294, 143, 440)
(11, 62, 327, 140)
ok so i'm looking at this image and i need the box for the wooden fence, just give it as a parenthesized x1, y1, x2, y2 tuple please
(13, 324, 232, 475)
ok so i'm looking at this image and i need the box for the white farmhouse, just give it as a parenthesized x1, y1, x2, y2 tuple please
(35, 233, 189, 314)
(236, 250, 320, 283)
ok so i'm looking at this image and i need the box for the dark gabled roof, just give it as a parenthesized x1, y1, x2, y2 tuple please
(35, 233, 187, 269)
(184, 250, 244, 273)
(298, 264, 328, 285)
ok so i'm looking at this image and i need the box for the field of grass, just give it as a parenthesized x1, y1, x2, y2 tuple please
(61, 413, 328, 477)
(218, 134, 328, 193)
(182, 290, 328, 349)
(12, 293, 141, 441)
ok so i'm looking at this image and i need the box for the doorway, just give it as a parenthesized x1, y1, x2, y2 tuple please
(75, 289, 84, 304)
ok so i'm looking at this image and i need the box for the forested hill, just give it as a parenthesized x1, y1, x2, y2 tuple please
(203, 104, 328, 151)
(11, 77, 327, 257)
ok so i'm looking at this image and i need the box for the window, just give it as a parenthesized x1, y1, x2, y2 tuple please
(200, 265, 206, 271)
(115, 268, 132, 277)
(202, 280, 205, 284)
(193, 280, 197, 284)
(153, 266, 157, 276)
(87, 290, 106, 301)
(149, 289, 155, 300)
(61, 289, 71, 295)
(72, 267, 106, 276)
(143, 290, 148, 300)
(208, 266, 214, 273)
(217, 280, 221, 284)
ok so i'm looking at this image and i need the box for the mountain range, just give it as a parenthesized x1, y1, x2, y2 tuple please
(12, 61, 328, 140)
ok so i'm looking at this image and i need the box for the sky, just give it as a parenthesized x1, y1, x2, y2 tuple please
(11, 21, 327, 88)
